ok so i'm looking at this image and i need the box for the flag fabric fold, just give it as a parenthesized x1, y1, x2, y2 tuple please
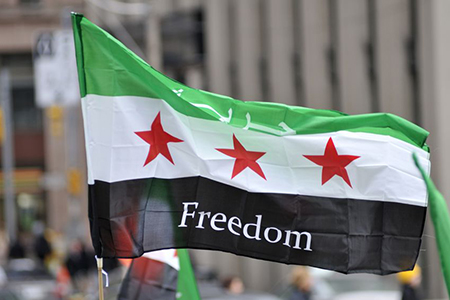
(72, 13, 431, 275)
(414, 154, 450, 297)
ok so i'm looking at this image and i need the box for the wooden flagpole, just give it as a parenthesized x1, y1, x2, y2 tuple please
(97, 257, 104, 300)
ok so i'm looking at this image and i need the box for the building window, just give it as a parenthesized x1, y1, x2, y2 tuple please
(19, 0, 41, 6)
(12, 86, 42, 132)
(1, 54, 42, 133)
(161, 9, 204, 82)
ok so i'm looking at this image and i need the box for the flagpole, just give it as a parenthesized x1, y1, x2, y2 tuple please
(97, 257, 104, 300)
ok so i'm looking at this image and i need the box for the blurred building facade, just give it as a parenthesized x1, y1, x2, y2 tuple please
(0, 0, 86, 253)
(0, 0, 449, 299)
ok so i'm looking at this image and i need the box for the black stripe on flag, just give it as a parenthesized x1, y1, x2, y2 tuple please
(89, 176, 426, 275)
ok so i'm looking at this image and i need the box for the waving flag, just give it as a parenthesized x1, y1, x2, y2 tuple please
(72, 13, 431, 275)
(118, 249, 200, 300)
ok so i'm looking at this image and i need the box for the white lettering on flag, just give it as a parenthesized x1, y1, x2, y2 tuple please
(178, 202, 313, 252)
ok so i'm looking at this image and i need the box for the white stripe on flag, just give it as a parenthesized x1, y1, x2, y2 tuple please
(82, 95, 430, 207)
(142, 249, 180, 271)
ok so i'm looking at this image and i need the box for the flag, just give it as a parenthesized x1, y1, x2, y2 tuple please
(177, 249, 201, 300)
(72, 13, 431, 275)
(118, 249, 178, 299)
(118, 249, 200, 300)
(414, 154, 450, 297)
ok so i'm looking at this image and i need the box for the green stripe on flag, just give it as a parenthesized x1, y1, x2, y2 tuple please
(177, 249, 201, 300)
(72, 13, 87, 98)
(414, 153, 450, 298)
(71, 13, 429, 151)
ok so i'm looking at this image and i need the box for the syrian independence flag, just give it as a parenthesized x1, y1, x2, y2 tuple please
(118, 249, 200, 300)
(72, 13, 431, 275)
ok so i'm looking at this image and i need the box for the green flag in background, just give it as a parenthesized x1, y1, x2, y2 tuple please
(177, 249, 201, 300)
(414, 153, 450, 297)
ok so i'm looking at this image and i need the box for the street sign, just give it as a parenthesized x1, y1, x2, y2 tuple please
(34, 30, 79, 107)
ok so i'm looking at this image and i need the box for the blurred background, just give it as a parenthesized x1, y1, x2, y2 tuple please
(0, 0, 449, 299)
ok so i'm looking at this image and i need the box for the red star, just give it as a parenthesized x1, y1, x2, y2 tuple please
(216, 134, 266, 180)
(304, 137, 360, 187)
(135, 113, 183, 166)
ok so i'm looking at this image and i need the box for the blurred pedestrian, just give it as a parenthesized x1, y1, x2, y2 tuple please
(288, 266, 312, 300)
(222, 276, 245, 295)
(397, 264, 423, 300)
(64, 240, 95, 293)
(55, 265, 71, 299)
(32, 221, 52, 266)
(8, 236, 25, 259)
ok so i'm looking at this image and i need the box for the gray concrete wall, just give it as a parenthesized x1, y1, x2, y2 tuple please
(419, 0, 450, 298)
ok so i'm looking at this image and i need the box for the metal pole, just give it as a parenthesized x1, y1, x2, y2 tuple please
(1, 69, 16, 243)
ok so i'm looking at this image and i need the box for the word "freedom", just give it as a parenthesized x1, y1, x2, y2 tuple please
(178, 202, 312, 251)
